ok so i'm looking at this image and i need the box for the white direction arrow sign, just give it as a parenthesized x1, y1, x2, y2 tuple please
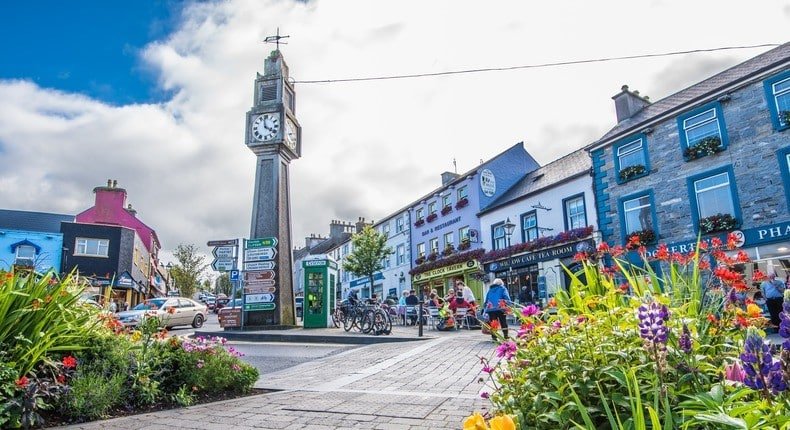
(245, 293, 275, 304)
(244, 247, 276, 262)
(212, 259, 234, 272)
(244, 260, 277, 271)
(212, 246, 234, 259)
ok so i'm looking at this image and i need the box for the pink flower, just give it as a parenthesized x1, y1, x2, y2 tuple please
(724, 361, 746, 384)
(495, 341, 518, 360)
(196, 359, 205, 369)
(482, 365, 494, 374)
(517, 323, 535, 338)
(521, 304, 539, 318)
(551, 321, 562, 329)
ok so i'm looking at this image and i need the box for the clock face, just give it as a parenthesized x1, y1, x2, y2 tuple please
(284, 119, 297, 151)
(252, 113, 280, 141)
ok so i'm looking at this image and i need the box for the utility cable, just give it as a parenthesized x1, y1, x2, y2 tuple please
(292, 43, 781, 84)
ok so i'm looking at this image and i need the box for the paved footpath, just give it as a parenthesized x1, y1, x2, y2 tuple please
(61, 330, 498, 430)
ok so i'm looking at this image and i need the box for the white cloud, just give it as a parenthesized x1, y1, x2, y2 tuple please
(0, 0, 787, 260)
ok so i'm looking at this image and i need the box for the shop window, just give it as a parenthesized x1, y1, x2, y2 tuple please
(764, 70, 790, 131)
(521, 211, 538, 243)
(563, 194, 587, 230)
(492, 222, 507, 250)
(686, 165, 742, 234)
(613, 135, 650, 183)
(75, 238, 109, 257)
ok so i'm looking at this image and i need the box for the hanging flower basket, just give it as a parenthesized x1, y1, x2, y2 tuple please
(626, 228, 656, 248)
(458, 240, 471, 251)
(618, 164, 646, 182)
(699, 213, 740, 234)
(426, 213, 438, 223)
(442, 245, 455, 257)
(426, 251, 439, 262)
(455, 197, 469, 209)
(414, 218, 425, 227)
(441, 205, 453, 216)
(683, 136, 724, 161)
(781, 110, 790, 126)
(415, 256, 425, 265)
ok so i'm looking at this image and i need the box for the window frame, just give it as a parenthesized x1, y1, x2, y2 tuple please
(395, 217, 405, 232)
(617, 190, 659, 244)
(778, 147, 790, 211)
(686, 164, 742, 235)
(520, 210, 538, 243)
(15, 244, 37, 259)
(457, 186, 468, 201)
(491, 221, 507, 251)
(442, 194, 451, 209)
(415, 208, 424, 220)
(562, 193, 588, 231)
(429, 238, 439, 254)
(417, 243, 426, 257)
(612, 133, 650, 184)
(396, 244, 406, 265)
(459, 226, 470, 242)
(382, 223, 390, 237)
(74, 237, 110, 257)
(763, 69, 790, 131)
(677, 102, 729, 158)
(428, 201, 437, 215)
(444, 231, 454, 248)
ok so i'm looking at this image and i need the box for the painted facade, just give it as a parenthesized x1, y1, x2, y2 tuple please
(478, 150, 597, 303)
(589, 43, 790, 278)
(0, 209, 74, 273)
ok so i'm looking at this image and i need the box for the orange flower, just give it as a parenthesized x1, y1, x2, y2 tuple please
(735, 314, 749, 329)
(726, 232, 738, 250)
(752, 270, 767, 282)
(627, 235, 642, 250)
(746, 304, 764, 319)
(547, 297, 557, 308)
(710, 237, 723, 249)
(732, 280, 749, 292)
(707, 314, 718, 323)
(698, 259, 711, 270)
(44, 295, 52, 303)
(489, 415, 516, 430)
(735, 251, 750, 263)
(655, 243, 669, 261)
(597, 242, 610, 253)
(15, 376, 29, 389)
(31, 299, 42, 310)
(62, 355, 77, 369)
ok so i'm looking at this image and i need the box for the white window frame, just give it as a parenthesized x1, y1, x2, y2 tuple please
(396, 244, 406, 265)
(616, 138, 644, 169)
(15, 244, 37, 259)
(459, 226, 470, 241)
(416, 208, 424, 220)
(382, 223, 390, 237)
(75, 237, 109, 257)
(457, 186, 468, 201)
(682, 108, 721, 147)
(396, 217, 405, 233)
(565, 197, 586, 230)
(493, 224, 507, 250)
(772, 76, 790, 126)
(694, 172, 734, 219)
(429, 238, 439, 254)
(522, 212, 538, 242)
(623, 195, 653, 234)
(417, 243, 426, 257)
(444, 232, 454, 248)
(428, 201, 437, 215)
(442, 194, 451, 208)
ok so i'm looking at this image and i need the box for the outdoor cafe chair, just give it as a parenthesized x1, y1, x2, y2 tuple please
(454, 307, 469, 330)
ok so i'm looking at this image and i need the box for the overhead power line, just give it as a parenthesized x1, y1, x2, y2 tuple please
(293, 43, 781, 84)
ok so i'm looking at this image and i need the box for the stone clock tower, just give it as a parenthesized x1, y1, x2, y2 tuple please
(244, 49, 301, 327)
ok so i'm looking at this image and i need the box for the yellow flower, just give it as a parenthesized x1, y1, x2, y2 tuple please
(463, 412, 489, 430)
(490, 415, 516, 430)
(746, 304, 763, 319)
(130, 331, 142, 342)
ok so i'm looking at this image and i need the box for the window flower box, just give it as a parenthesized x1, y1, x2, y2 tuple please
(480, 226, 594, 263)
(626, 228, 656, 248)
(683, 136, 724, 161)
(442, 245, 455, 257)
(426, 213, 438, 223)
(441, 205, 453, 216)
(699, 213, 740, 234)
(426, 251, 439, 262)
(415, 256, 425, 265)
(458, 240, 471, 251)
(618, 164, 646, 182)
(455, 197, 469, 209)
(414, 218, 425, 227)
(781, 110, 790, 126)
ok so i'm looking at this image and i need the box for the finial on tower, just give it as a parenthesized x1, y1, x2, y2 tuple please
(264, 27, 290, 53)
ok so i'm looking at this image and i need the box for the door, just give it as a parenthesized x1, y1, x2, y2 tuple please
(178, 299, 197, 326)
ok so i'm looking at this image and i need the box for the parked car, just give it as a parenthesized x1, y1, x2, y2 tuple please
(116, 297, 207, 329)
(205, 296, 217, 310)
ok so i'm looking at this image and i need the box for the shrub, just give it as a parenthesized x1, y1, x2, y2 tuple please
(618, 164, 646, 181)
(60, 371, 124, 421)
(699, 213, 740, 234)
(683, 136, 724, 160)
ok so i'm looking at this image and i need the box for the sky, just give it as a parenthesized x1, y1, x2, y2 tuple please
(0, 0, 788, 267)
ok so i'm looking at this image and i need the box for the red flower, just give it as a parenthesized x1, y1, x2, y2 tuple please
(611, 245, 625, 258)
(707, 314, 718, 323)
(752, 270, 767, 282)
(698, 259, 711, 270)
(573, 252, 587, 262)
(618, 283, 629, 293)
(56, 374, 66, 384)
(655, 243, 669, 261)
(62, 355, 77, 369)
(626, 235, 642, 250)
(710, 237, 723, 249)
(15, 376, 29, 389)
(732, 280, 749, 292)
(597, 242, 610, 253)
(726, 232, 738, 250)
(735, 251, 750, 264)
(698, 241, 709, 251)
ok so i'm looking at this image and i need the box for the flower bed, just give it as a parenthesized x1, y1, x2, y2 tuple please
(468, 233, 790, 429)
(481, 226, 593, 263)
(0, 270, 258, 429)
(618, 164, 646, 182)
(699, 213, 740, 234)
(683, 136, 724, 160)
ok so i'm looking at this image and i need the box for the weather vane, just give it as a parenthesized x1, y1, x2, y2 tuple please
(264, 27, 290, 51)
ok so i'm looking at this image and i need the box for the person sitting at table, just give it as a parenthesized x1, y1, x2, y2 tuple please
(427, 292, 440, 308)
(405, 290, 420, 325)
(444, 287, 456, 303)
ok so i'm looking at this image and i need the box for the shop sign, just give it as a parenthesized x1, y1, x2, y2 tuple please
(116, 272, 133, 287)
(480, 169, 496, 197)
(421, 215, 462, 236)
(742, 221, 790, 247)
(413, 260, 480, 282)
(350, 272, 384, 288)
(218, 308, 241, 328)
(485, 240, 594, 272)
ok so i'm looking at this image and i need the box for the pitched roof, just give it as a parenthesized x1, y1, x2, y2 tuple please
(308, 232, 353, 255)
(590, 42, 790, 148)
(479, 149, 591, 215)
(0, 209, 75, 233)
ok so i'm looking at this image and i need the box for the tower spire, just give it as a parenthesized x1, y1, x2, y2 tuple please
(263, 27, 290, 52)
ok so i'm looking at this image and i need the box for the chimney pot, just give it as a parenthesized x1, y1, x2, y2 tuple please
(112, 180, 117, 188)
(612, 85, 651, 123)
(107, 179, 112, 187)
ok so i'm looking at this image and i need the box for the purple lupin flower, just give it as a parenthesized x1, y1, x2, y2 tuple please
(780, 295, 790, 350)
(637, 300, 669, 345)
(740, 330, 787, 395)
(679, 323, 692, 354)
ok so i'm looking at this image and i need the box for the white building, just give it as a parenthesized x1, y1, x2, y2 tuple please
(477, 150, 599, 303)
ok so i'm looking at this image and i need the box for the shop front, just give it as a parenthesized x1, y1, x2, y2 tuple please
(349, 272, 384, 299)
(411, 260, 484, 301)
(484, 239, 596, 304)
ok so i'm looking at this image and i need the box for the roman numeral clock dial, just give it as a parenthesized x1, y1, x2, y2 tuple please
(252, 113, 280, 142)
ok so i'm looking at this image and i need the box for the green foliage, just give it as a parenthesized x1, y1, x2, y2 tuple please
(171, 385, 195, 407)
(215, 273, 232, 297)
(60, 371, 124, 421)
(342, 226, 392, 295)
(170, 244, 208, 299)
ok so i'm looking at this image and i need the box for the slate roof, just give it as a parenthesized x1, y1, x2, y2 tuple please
(0, 209, 75, 233)
(308, 233, 352, 255)
(479, 149, 591, 215)
(590, 42, 790, 148)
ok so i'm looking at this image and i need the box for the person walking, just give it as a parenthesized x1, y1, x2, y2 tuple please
(761, 272, 786, 328)
(483, 278, 512, 341)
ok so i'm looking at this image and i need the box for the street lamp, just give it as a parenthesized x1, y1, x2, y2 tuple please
(165, 262, 174, 294)
(502, 217, 516, 296)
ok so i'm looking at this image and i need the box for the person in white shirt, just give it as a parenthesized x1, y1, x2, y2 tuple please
(458, 281, 476, 304)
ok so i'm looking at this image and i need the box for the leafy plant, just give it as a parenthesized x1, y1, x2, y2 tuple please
(699, 213, 740, 234)
(684, 136, 724, 161)
(342, 226, 393, 296)
(781, 110, 790, 126)
(619, 164, 647, 181)
(60, 371, 124, 421)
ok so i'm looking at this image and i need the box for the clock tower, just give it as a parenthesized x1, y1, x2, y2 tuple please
(244, 49, 301, 327)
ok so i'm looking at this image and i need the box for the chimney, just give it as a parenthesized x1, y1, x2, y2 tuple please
(91, 179, 128, 224)
(440, 171, 460, 186)
(329, 219, 347, 238)
(355, 217, 371, 233)
(612, 85, 651, 123)
(126, 203, 137, 217)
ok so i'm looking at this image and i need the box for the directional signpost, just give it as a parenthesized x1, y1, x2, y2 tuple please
(212, 259, 234, 272)
(243, 237, 280, 323)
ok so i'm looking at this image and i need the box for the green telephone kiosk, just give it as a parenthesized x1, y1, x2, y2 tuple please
(302, 256, 338, 328)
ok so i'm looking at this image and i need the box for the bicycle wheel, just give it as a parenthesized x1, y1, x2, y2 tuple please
(372, 309, 391, 335)
(343, 308, 356, 332)
(360, 309, 374, 333)
(331, 307, 341, 328)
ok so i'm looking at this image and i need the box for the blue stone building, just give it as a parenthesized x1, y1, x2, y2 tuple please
(588, 43, 790, 276)
(0, 209, 74, 273)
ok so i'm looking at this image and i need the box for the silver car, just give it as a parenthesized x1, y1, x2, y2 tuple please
(116, 297, 207, 329)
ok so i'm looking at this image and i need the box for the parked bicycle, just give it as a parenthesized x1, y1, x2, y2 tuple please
(339, 301, 392, 335)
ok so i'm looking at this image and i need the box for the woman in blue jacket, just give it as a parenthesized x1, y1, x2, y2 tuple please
(484, 278, 512, 340)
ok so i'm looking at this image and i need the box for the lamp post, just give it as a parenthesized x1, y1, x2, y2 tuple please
(503, 217, 516, 297)
(165, 262, 174, 295)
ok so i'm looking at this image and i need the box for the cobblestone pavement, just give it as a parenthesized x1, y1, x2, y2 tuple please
(61, 330, 498, 429)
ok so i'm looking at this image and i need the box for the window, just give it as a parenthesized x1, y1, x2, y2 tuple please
(521, 211, 538, 242)
(16, 245, 36, 259)
(396, 244, 406, 265)
(622, 194, 654, 235)
(677, 103, 728, 155)
(429, 238, 439, 254)
(764, 70, 790, 131)
(492, 223, 507, 250)
(382, 256, 391, 269)
(417, 243, 426, 257)
(415, 208, 424, 220)
(686, 165, 741, 233)
(75, 238, 109, 257)
(342, 244, 349, 256)
(457, 186, 468, 200)
(442, 194, 451, 209)
(428, 201, 437, 214)
(613, 135, 649, 183)
(444, 232, 454, 248)
(396, 217, 405, 233)
(382, 223, 390, 237)
(563, 194, 587, 230)
(778, 147, 790, 210)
